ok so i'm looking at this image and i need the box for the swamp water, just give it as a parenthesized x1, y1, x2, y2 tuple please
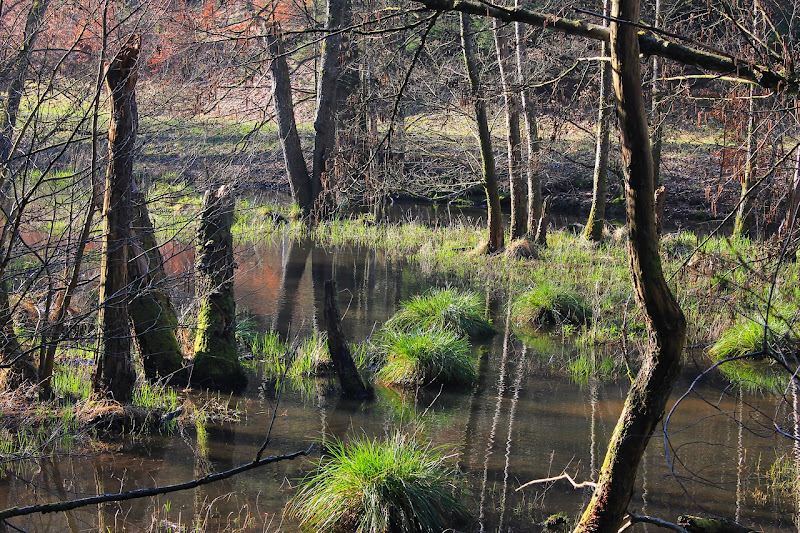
(3, 231, 797, 532)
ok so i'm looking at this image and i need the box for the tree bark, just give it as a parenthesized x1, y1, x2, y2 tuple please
(265, 21, 314, 215)
(575, 0, 687, 530)
(191, 185, 246, 390)
(0, 278, 35, 389)
(494, 19, 526, 240)
(323, 280, 371, 399)
(92, 35, 140, 403)
(514, 6, 543, 239)
(461, 13, 504, 253)
(584, 0, 612, 242)
(128, 189, 184, 381)
(311, 0, 349, 213)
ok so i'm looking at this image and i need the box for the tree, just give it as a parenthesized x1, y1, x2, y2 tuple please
(191, 185, 246, 390)
(493, 17, 526, 241)
(460, 13, 504, 253)
(583, 0, 612, 242)
(575, 0, 687, 527)
(93, 34, 140, 403)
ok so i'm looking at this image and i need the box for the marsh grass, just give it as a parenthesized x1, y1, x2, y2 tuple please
(384, 287, 494, 339)
(287, 431, 470, 533)
(376, 328, 475, 388)
(511, 284, 592, 327)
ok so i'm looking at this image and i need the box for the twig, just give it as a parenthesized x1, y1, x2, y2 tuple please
(0, 445, 313, 521)
(516, 472, 596, 491)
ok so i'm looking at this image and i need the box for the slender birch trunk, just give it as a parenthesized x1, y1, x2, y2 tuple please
(494, 19, 526, 240)
(584, 0, 612, 242)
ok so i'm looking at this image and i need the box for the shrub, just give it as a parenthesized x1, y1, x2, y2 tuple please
(287, 432, 470, 533)
(511, 284, 591, 327)
(384, 288, 495, 339)
(376, 328, 475, 388)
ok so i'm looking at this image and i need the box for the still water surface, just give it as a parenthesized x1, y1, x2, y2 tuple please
(4, 229, 797, 532)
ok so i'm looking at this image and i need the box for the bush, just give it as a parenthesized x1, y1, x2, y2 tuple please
(376, 328, 475, 388)
(384, 287, 495, 339)
(511, 284, 591, 327)
(287, 431, 470, 533)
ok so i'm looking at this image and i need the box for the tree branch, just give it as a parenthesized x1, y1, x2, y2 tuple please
(412, 0, 797, 94)
(0, 445, 313, 521)
(516, 472, 597, 491)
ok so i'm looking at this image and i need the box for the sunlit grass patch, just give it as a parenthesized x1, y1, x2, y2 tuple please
(511, 284, 591, 327)
(384, 287, 494, 339)
(709, 318, 797, 393)
(287, 431, 470, 533)
(376, 328, 475, 388)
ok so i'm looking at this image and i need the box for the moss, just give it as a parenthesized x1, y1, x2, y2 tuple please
(129, 292, 184, 381)
(192, 296, 247, 390)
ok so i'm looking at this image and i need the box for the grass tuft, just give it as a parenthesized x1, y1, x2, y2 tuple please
(287, 431, 470, 533)
(376, 328, 475, 388)
(384, 287, 494, 339)
(511, 284, 592, 327)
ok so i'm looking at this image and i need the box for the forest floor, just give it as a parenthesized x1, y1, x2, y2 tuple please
(138, 115, 750, 233)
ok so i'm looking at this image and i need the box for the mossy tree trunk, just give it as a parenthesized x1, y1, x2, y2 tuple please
(575, 0, 687, 530)
(584, 0, 612, 242)
(650, 0, 664, 185)
(192, 185, 246, 390)
(323, 280, 371, 399)
(460, 13, 504, 253)
(494, 18, 527, 240)
(93, 35, 140, 403)
(128, 189, 183, 381)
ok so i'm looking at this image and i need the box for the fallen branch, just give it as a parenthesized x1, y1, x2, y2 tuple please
(0, 445, 313, 521)
(620, 513, 690, 533)
(516, 472, 596, 491)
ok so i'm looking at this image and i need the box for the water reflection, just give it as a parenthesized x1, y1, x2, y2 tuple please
(1, 235, 797, 532)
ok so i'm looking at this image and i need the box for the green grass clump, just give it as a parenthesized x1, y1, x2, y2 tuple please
(376, 328, 475, 388)
(511, 284, 592, 327)
(384, 287, 494, 339)
(288, 431, 470, 533)
(709, 318, 797, 393)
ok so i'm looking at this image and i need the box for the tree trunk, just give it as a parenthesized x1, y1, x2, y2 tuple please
(265, 21, 314, 215)
(732, 0, 759, 239)
(778, 145, 800, 239)
(494, 19, 527, 240)
(584, 1, 612, 242)
(514, 6, 543, 239)
(311, 0, 349, 214)
(650, 0, 664, 185)
(93, 35, 140, 403)
(0, 278, 35, 390)
(0, 0, 51, 141)
(461, 13, 504, 253)
(575, 0, 687, 529)
(191, 185, 246, 390)
(323, 280, 371, 399)
(128, 190, 184, 382)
